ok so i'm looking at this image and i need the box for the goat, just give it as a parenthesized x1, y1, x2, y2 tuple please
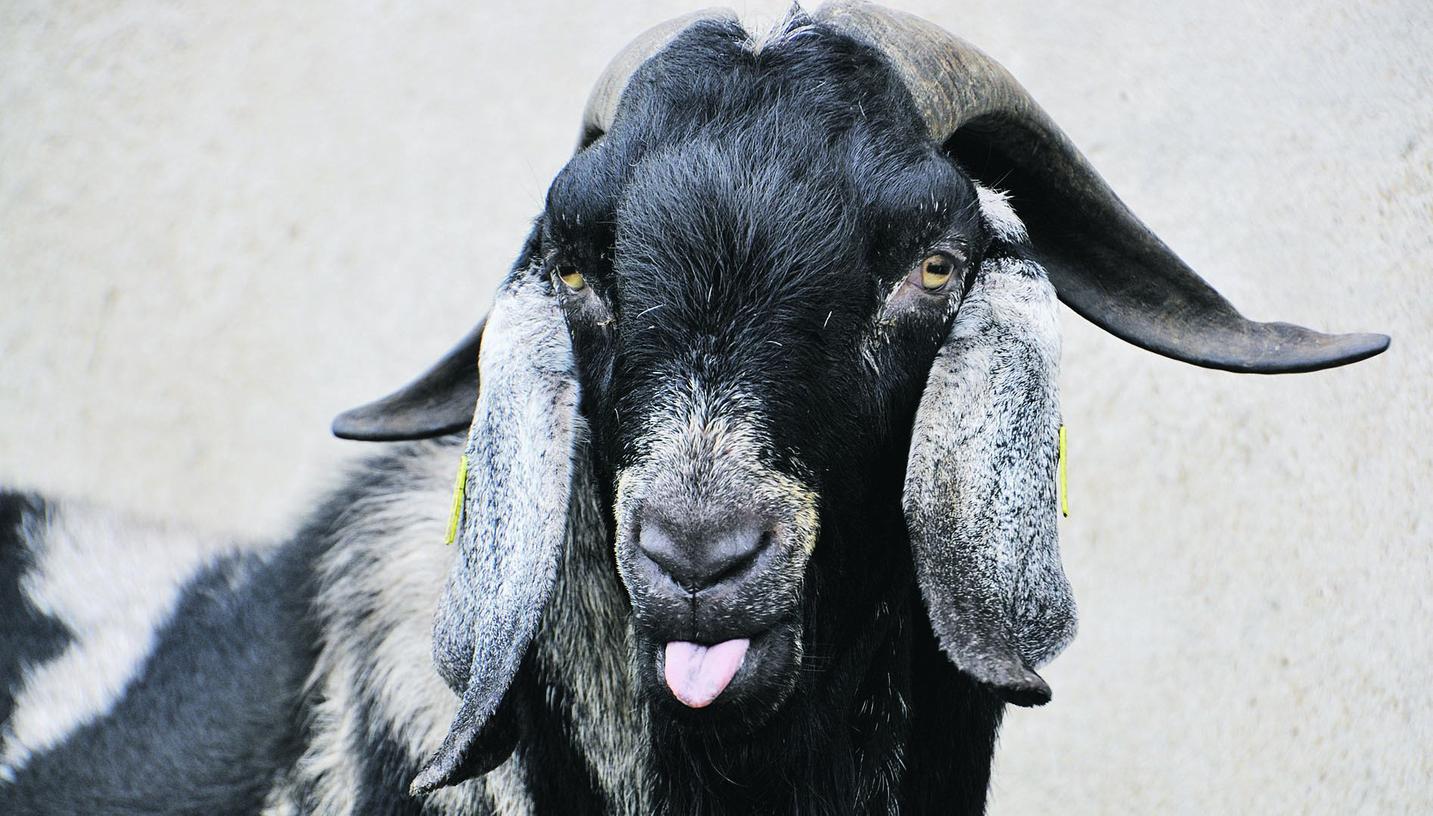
(0, 3, 1389, 814)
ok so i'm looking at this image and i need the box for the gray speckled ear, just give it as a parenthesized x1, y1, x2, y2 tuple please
(903, 253, 1075, 707)
(411, 268, 582, 794)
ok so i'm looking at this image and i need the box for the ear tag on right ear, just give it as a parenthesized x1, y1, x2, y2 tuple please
(444, 453, 469, 546)
(1058, 425, 1069, 518)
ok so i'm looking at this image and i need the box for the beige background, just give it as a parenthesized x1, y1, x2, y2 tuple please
(2, 0, 1429, 812)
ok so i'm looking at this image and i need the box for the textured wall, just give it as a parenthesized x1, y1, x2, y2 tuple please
(1, 0, 1428, 812)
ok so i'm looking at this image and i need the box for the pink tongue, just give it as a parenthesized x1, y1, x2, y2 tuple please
(663, 639, 750, 708)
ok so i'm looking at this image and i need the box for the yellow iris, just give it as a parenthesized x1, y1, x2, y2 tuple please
(557, 265, 585, 290)
(919, 254, 953, 290)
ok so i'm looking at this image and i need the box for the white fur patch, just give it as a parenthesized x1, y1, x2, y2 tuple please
(975, 183, 1028, 244)
(259, 775, 300, 816)
(742, 11, 817, 56)
(0, 502, 238, 777)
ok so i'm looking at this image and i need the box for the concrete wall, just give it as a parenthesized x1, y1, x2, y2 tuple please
(2, 1, 1428, 811)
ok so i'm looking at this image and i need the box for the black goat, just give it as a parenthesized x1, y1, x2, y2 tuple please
(0, 3, 1388, 814)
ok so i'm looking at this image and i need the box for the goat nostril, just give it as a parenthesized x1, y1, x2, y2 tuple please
(703, 527, 771, 586)
(635, 521, 681, 579)
(636, 519, 772, 591)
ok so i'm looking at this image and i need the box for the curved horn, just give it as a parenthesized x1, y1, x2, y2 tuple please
(578, 7, 740, 149)
(816, 0, 1388, 373)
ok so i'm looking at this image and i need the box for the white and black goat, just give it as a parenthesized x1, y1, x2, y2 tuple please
(0, 3, 1388, 814)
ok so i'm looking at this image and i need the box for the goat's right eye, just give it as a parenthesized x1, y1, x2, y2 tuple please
(556, 264, 586, 291)
(919, 254, 955, 290)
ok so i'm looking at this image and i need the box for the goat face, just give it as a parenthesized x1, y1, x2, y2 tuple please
(329, 3, 1387, 796)
(547, 87, 992, 724)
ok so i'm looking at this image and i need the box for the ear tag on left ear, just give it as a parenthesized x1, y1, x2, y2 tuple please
(444, 453, 469, 546)
(1058, 424, 1069, 518)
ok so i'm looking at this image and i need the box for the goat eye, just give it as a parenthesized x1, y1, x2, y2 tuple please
(917, 254, 955, 291)
(556, 264, 585, 291)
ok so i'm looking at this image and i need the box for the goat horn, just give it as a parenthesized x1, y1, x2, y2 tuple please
(578, 7, 739, 150)
(816, 0, 1388, 372)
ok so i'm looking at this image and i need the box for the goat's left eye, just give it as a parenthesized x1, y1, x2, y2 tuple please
(915, 253, 957, 291)
(556, 264, 586, 291)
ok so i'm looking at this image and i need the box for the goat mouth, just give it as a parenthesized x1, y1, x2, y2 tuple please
(644, 622, 800, 725)
(663, 638, 750, 708)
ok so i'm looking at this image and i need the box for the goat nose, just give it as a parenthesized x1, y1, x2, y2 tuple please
(637, 518, 769, 591)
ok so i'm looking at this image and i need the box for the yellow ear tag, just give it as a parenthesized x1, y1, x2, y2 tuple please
(1057, 425, 1069, 518)
(445, 453, 469, 546)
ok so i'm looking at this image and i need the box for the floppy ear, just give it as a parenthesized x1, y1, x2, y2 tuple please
(329, 319, 484, 442)
(903, 246, 1074, 708)
(410, 266, 583, 794)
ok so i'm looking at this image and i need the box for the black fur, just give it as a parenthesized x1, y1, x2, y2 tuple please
(0, 493, 71, 736)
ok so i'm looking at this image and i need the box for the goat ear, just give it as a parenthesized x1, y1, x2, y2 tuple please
(903, 247, 1075, 708)
(411, 267, 583, 794)
(329, 320, 484, 442)
(331, 223, 546, 442)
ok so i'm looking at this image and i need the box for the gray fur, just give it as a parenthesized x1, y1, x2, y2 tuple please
(613, 382, 820, 640)
(535, 456, 653, 813)
(290, 437, 498, 815)
(902, 253, 1076, 706)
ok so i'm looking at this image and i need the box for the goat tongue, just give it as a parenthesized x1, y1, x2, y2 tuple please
(663, 639, 749, 708)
